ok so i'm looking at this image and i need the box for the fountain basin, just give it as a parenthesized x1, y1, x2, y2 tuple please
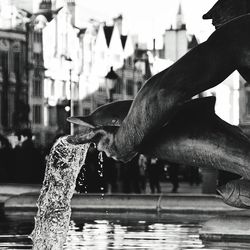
(4, 192, 241, 215)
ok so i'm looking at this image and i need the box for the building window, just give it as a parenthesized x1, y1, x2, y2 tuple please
(34, 69, 40, 78)
(127, 56, 133, 67)
(48, 106, 57, 126)
(34, 31, 42, 42)
(98, 82, 106, 92)
(39, 0, 52, 10)
(113, 79, 122, 94)
(14, 52, 21, 78)
(33, 53, 42, 66)
(33, 79, 42, 97)
(33, 105, 41, 124)
(0, 51, 8, 75)
(126, 79, 134, 96)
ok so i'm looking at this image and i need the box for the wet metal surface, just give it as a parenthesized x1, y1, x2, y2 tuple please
(1, 213, 250, 249)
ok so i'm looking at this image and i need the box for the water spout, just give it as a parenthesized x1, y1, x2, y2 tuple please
(31, 136, 89, 249)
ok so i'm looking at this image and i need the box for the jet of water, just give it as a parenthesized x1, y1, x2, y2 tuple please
(31, 136, 89, 249)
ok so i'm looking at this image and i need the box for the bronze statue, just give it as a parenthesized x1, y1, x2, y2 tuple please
(68, 97, 250, 179)
(67, 0, 250, 208)
(202, 0, 250, 29)
(69, 1, 250, 163)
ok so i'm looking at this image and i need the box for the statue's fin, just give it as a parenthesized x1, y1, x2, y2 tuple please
(182, 96, 215, 115)
(67, 100, 132, 128)
(168, 96, 216, 126)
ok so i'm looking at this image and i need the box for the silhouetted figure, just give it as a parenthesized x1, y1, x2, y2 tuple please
(147, 158, 161, 194)
(167, 162, 179, 193)
(0, 136, 13, 182)
(14, 129, 45, 183)
(120, 162, 130, 193)
(85, 143, 102, 193)
(138, 154, 147, 193)
(187, 165, 200, 186)
(103, 153, 118, 193)
(129, 154, 141, 193)
(121, 155, 141, 193)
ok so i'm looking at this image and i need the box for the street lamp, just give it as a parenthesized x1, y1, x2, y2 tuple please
(105, 66, 118, 102)
(63, 56, 74, 135)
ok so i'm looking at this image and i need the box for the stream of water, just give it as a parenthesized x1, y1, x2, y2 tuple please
(31, 136, 89, 249)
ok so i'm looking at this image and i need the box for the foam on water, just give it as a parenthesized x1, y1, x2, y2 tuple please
(30, 136, 89, 249)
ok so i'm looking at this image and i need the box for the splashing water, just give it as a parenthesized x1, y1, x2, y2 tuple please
(30, 136, 89, 249)
(75, 145, 104, 194)
(98, 152, 105, 195)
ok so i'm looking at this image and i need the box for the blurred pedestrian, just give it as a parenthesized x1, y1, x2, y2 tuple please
(14, 129, 45, 183)
(103, 153, 118, 193)
(121, 155, 141, 193)
(0, 135, 13, 182)
(167, 161, 179, 193)
(76, 143, 102, 193)
(187, 165, 200, 186)
(138, 154, 147, 193)
(147, 158, 161, 194)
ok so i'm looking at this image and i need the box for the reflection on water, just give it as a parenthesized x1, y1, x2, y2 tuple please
(65, 220, 204, 250)
(1, 215, 250, 250)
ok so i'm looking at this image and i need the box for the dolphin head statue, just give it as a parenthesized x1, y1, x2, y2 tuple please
(67, 100, 132, 128)
(67, 100, 132, 159)
(203, 0, 250, 29)
(66, 96, 218, 162)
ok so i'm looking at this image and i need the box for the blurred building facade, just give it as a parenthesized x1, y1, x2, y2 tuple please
(42, 0, 80, 142)
(0, 0, 149, 146)
(163, 4, 192, 62)
(0, 2, 30, 134)
(147, 3, 198, 75)
(77, 16, 147, 118)
(2, 0, 250, 147)
(42, 3, 148, 142)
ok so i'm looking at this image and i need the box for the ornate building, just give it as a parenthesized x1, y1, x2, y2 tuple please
(0, 3, 30, 134)
(0, 0, 56, 144)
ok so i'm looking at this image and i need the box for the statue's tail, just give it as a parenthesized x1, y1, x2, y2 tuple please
(217, 179, 250, 209)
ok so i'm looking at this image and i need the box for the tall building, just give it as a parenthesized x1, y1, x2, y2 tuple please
(42, 0, 80, 141)
(149, 2, 198, 71)
(0, 0, 59, 144)
(29, 0, 66, 145)
(0, 3, 30, 134)
(163, 3, 189, 62)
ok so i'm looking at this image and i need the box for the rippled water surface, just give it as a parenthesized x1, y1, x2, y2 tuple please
(1, 214, 250, 250)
